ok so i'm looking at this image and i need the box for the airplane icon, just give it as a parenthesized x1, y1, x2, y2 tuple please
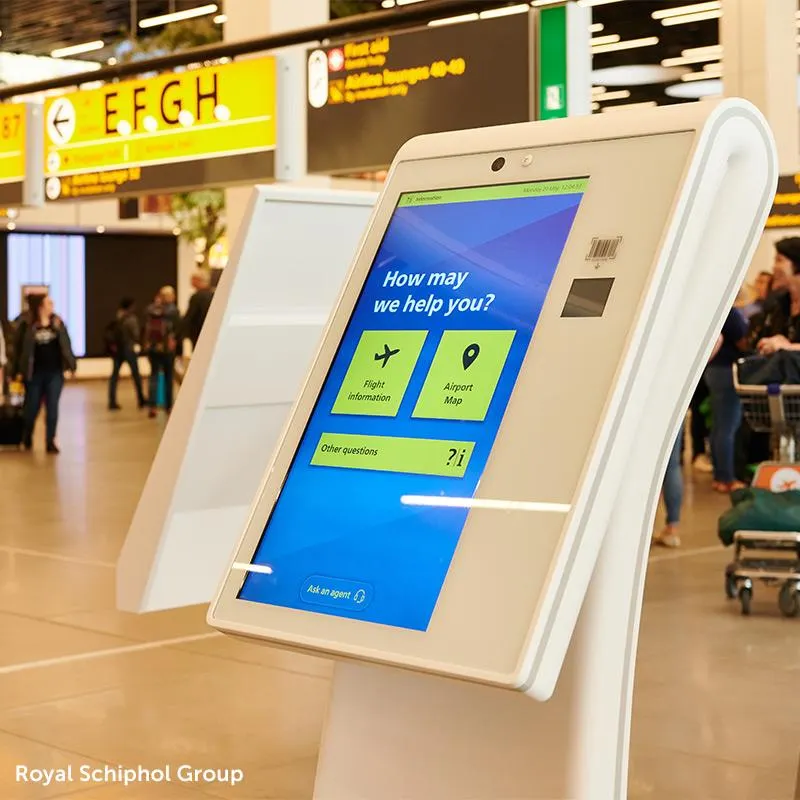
(374, 344, 400, 368)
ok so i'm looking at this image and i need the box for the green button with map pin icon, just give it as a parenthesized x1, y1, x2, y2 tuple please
(412, 330, 516, 421)
(462, 343, 480, 370)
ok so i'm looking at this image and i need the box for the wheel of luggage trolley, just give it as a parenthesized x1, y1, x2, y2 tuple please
(739, 585, 752, 616)
(724, 566, 738, 599)
(778, 581, 800, 618)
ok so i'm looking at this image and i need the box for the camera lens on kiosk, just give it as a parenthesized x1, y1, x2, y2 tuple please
(491, 157, 506, 172)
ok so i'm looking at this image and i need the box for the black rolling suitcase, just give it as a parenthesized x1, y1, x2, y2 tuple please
(0, 402, 24, 447)
(0, 378, 24, 448)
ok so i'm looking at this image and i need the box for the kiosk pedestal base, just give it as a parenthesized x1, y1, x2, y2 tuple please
(314, 658, 580, 800)
(313, 464, 655, 800)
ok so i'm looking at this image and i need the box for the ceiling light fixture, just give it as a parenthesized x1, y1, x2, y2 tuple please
(661, 9, 722, 26)
(591, 85, 607, 95)
(593, 89, 631, 102)
(592, 64, 687, 85)
(592, 101, 600, 111)
(213, 13, 227, 23)
(578, 0, 625, 7)
(591, 34, 621, 46)
(480, 4, 529, 18)
(530, 0, 563, 6)
(682, 66, 722, 82)
(139, 3, 218, 28)
(381, 0, 396, 6)
(50, 40, 105, 58)
(428, 12, 479, 26)
(666, 79, 721, 99)
(661, 51, 720, 67)
(601, 101, 658, 112)
(397, 0, 427, 5)
(652, 1, 720, 20)
(683, 45, 722, 56)
(591, 36, 659, 55)
(590, 23, 604, 33)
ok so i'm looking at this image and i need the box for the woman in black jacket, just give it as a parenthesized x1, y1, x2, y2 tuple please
(12, 294, 77, 453)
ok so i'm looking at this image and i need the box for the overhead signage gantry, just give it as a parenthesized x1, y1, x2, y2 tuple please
(42, 57, 276, 201)
(0, 102, 44, 207)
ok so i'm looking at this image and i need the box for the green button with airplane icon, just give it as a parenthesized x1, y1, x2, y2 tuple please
(332, 330, 428, 417)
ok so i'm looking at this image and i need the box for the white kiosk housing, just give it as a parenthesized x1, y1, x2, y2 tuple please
(116, 187, 376, 612)
(207, 101, 776, 799)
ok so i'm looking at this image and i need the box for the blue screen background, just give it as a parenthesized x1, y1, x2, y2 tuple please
(239, 187, 584, 631)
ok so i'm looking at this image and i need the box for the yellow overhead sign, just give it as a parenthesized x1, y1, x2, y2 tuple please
(43, 57, 276, 199)
(0, 103, 26, 186)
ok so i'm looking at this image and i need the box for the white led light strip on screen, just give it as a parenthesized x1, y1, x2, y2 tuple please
(399, 496, 571, 513)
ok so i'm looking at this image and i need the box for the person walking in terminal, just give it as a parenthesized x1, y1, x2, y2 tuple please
(654, 429, 684, 548)
(143, 286, 180, 419)
(688, 379, 711, 473)
(12, 293, 76, 454)
(748, 238, 800, 346)
(704, 310, 749, 493)
(758, 273, 800, 355)
(107, 297, 146, 411)
(180, 269, 214, 350)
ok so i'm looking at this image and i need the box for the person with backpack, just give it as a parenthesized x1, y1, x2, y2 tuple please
(11, 293, 76, 454)
(143, 286, 180, 419)
(106, 297, 145, 411)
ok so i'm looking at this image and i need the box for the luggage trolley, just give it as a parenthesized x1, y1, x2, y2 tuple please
(725, 360, 800, 616)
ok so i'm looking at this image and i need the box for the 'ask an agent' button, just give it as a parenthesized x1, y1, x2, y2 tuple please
(300, 576, 373, 612)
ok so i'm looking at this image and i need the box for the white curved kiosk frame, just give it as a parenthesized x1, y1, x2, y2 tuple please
(209, 101, 777, 799)
(117, 187, 376, 612)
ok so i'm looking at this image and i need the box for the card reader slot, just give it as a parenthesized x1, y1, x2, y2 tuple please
(561, 277, 615, 318)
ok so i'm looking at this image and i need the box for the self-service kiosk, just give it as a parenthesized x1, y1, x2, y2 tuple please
(208, 101, 777, 799)
(117, 187, 375, 612)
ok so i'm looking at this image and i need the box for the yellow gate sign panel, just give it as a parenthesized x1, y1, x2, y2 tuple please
(43, 57, 276, 199)
(0, 103, 26, 199)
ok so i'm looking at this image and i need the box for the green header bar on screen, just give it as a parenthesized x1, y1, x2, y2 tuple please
(398, 178, 588, 208)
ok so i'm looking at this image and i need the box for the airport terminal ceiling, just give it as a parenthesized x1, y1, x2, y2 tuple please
(0, 0, 788, 105)
(0, 1, 795, 106)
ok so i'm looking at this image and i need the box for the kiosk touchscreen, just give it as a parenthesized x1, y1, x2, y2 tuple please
(209, 101, 777, 699)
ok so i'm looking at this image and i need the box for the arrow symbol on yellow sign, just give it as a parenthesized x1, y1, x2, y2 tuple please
(52, 107, 70, 136)
(47, 98, 76, 145)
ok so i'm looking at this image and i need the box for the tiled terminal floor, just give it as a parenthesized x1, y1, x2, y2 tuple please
(1, 383, 799, 799)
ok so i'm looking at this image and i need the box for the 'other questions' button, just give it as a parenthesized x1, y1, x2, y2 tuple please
(300, 576, 373, 611)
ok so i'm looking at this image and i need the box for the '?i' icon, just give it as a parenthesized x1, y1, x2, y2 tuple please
(462, 343, 480, 370)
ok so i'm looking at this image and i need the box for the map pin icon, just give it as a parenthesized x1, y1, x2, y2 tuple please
(462, 343, 480, 370)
